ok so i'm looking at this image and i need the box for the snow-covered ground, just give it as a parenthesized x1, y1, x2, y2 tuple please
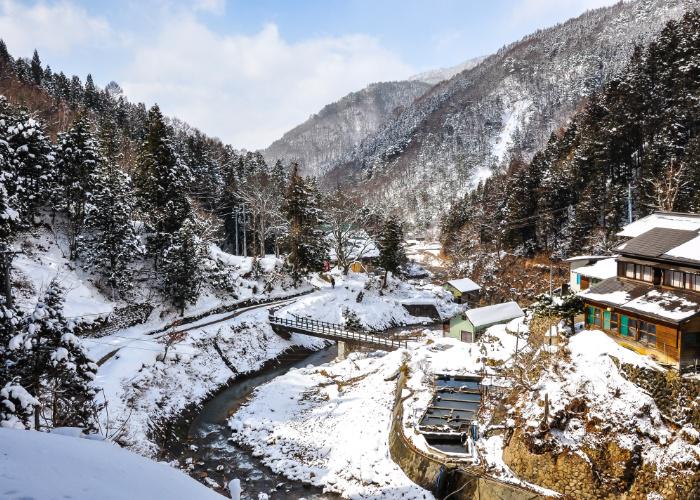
(0, 428, 224, 500)
(228, 322, 524, 498)
(91, 271, 455, 457)
(274, 271, 457, 330)
(229, 321, 700, 498)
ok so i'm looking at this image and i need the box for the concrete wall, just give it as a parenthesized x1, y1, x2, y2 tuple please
(388, 369, 544, 500)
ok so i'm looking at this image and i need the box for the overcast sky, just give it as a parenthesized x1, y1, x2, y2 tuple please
(0, 0, 619, 149)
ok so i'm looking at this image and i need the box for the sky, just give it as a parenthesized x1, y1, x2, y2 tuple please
(0, 0, 619, 149)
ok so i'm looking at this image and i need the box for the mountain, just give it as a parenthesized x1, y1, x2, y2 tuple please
(320, 0, 700, 231)
(261, 80, 432, 178)
(408, 56, 487, 85)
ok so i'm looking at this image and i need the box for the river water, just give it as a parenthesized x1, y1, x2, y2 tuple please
(178, 345, 339, 499)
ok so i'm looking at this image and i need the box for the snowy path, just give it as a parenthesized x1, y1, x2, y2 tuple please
(87, 295, 304, 367)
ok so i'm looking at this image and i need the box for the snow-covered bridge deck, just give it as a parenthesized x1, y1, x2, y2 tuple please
(268, 315, 408, 351)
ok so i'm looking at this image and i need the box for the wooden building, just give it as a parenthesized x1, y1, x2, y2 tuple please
(580, 212, 700, 371)
(444, 301, 523, 342)
(443, 278, 481, 304)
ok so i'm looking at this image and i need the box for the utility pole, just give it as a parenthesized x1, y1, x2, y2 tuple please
(242, 203, 247, 258)
(627, 183, 633, 224)
(234, 207, 239, 256)
(0, 243, 21, 308)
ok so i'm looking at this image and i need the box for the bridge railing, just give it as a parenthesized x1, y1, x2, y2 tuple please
(269, 314, 408, 350)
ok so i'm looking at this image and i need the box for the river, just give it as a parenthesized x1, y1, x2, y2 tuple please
(172, 345, 339, 499)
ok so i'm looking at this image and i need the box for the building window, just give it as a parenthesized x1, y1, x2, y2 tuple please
(610, 312, 619, 332)
(686, 274, 700, 291)
(628, 318, 638, 340)
(639, 321, 657, 346)
(625, 263, 635, 279)
(593, 308, 601, 327)
(641, 266, 653, 282)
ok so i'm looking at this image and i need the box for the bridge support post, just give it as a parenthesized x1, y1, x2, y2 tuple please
(337, 340, 366, 360)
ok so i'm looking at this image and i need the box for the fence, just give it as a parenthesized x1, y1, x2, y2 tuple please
(269, 314, 408, 350)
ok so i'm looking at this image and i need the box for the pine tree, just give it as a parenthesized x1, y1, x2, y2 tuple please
(0, 380, 39, 429)
(282, 163, 327, 284)
(78, 118, 141, 297)
(161, 217, 204, 315)
(9, 281, 100, 430)
(54, 117, 102, 259)
(83, 74, 98, 110)
(378, 215, 407, 288)
(135, 105, 192, 265)
(30, 49, 43, 85)
(5, 104, 55, 224)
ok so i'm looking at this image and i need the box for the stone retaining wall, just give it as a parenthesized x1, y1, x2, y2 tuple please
(388, 368, 544, 500)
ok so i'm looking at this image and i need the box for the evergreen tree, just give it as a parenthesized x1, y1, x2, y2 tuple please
(377, 215, 407, 288)
(0, 380, 39, 429)
(78, 117, 141, 297)
(5, 103, 55, 224)
(83, 74, 98, 110)
(161, 217, 204, 315)
(282, 163, 327, 284)
(30, 49, 42, 85)
(8, 281, 100, 430)
(135, 105, 191, 265)
(54, 117, 102, 259)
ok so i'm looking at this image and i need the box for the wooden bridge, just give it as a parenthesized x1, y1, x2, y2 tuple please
(268, 314, 408, 351)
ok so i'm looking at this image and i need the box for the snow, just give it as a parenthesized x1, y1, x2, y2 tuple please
(572, 258, 618, 280)
(564, 255, 611, 262)
(513, 330, 699, 475)
(623, 289, 700, 322)
(228, 324, 526, 498)
(0, 428, 224, 499)
(492, 98, 532, 163)
(617, 212, 700, 238)
(13, 230, 114, 319)
(582, 286, 700, 322)
(274, 272, 458, 330)
(665, 234, 700, 262)
(229, 348, 433, 499)
(445, 277, 480, 293)
(580, 289, 630, 306)
(464, 301, 524, 328)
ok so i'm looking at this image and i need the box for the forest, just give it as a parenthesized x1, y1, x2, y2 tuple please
(441, 11, 700, 265)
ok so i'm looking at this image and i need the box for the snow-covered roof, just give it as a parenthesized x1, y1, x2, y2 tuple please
(445, 277, 480, 293)
(565, 255, 611, 263)
(665, 234, 700, 263)
(617, 212, 700, 238)
(465, 301, 523, 328)
(573, 258, 618, 280)
(581, 278, 700, 323)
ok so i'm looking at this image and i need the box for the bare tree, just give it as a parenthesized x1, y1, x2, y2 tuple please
(235, 171, 282, 257)
(647, 161, 690, 212)
(324, 190, 375, 274)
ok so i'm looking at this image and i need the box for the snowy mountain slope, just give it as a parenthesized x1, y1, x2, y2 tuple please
(261, 80, 431, 178)
(0, 428, 224, 500)
(408, 55, 488, 85)
(321, 0, 700, 229)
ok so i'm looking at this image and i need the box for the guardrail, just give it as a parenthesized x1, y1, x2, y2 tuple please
(269, 314, 408, 350)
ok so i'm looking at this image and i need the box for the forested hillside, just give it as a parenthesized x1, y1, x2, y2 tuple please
(0, 40, 338, 315)
(262, 80, 431, 178)
(320, 0, 700, 230)
(442, 11, 700, 264)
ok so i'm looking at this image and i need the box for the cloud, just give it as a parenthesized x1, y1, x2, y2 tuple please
(122, 18, 413, 149)
(0, 0, 111, 56)
(193, 0, 226, 15)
